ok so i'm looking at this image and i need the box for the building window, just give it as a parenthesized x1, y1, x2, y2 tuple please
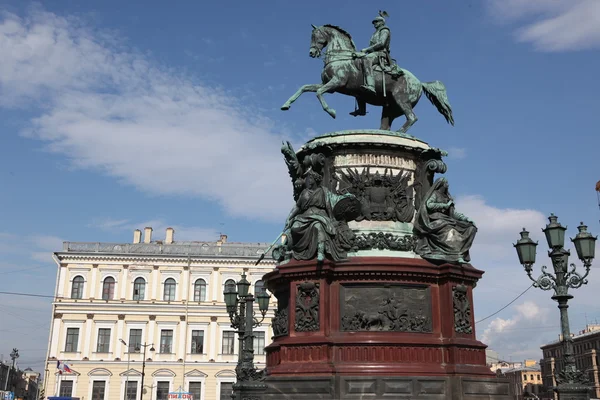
(255, 280, 265, 295)
(125, 381, 137, 400)
(133, 277, 146, 300)
(160, 330, 173, 353)
(524, 374, 527, 380)
(102, 277, 115, 300)
(530, 374, 534, 380)
(537, 374, 540, 380)
(189, 382, 202, 400)
(96, 328, 111, 353)
(222, 331, 236, 355)
(65, 328, 79, 352)
(128, 329, 142, 352)
(219, 382, 233, 400)
(91, 381, 106, 400)
(191, 330, 204, 354)
(59, 380, 73, 397)
(194, 279, 207, 302)
(254, 331, 266, 355)
(156, 381, 170, 400)
(71, 276, 84, 299)
(163, 278, 176, 301)
(224, 279, 236, 293)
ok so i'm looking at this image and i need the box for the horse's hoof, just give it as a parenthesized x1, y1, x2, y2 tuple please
(328, 109, 337, 119)
(281, 105, 290, 111)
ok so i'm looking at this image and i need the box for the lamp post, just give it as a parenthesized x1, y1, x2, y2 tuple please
(514, 214, 596, 400)
(4, 348, 19, 391)
(120, 339, 132, 400)
(138, 343, 155, 400)
(223, 273, 271, 399)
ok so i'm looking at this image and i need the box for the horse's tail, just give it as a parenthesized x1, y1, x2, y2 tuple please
(422, 81, 454, 126)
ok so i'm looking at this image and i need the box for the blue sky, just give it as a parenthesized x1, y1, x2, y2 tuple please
(1, 0, 600, 371)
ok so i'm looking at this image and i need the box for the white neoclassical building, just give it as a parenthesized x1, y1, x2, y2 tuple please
(43, 228, 275, 400)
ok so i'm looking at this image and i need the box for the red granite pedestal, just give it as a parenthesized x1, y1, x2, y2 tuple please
(262, 257, 511, 400)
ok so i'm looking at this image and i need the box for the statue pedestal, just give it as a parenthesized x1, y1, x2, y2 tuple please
(262, 257, 510, 399)
(260, 130, 511, 399)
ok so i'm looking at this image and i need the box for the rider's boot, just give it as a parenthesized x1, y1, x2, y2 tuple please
(361, 73, 377, 96)
(349, 99, 367, 116)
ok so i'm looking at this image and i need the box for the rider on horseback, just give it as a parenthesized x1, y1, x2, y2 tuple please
(350, 12, 391, 117)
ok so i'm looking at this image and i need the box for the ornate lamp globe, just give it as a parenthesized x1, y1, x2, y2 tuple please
(223, 285, 238, 309)
(237, 273, 251, 297)
(571, 222, 597, 261)
(543, 213, 567, 249)
(514, 228, 538, 269)
(256, 288, 271, 313)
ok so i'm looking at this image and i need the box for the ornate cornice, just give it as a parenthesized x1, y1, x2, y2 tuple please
(56, 253, 275, 266)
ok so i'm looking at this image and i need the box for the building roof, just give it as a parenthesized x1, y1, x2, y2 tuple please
(504, 365, 541, 373)
(541, 325, 600, 348)
(59, 240, 273, 258)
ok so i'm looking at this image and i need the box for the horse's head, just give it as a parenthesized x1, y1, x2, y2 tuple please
(309, 24, 327, 58)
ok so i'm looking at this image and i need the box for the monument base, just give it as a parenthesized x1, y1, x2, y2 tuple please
(261, 375, 511, 400)
(555, 383, 592, 400)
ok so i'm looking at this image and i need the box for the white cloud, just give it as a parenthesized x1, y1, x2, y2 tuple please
(447, 147, 466, 160)
(488, 0, 600, 51)
(0, 8, 293, 222)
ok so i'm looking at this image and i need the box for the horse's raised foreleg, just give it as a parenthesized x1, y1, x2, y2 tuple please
(281, 84, 322, 110)
(316, 78, 342, 119)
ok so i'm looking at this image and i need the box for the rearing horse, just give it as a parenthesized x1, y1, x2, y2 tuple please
(281, 25, 454, 134)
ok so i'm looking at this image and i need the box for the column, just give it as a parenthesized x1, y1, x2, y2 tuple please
(211, 267, 219, 301)
(50, 317, 62, 356)
(83, 318, 93, 359)
(152, 267, 159, 300)
(89, 265, 98, 299)
(57, 265, 67, 298)
(116, 319, 125, 355)
(178, 318, 187, 359)
(147, 318, 156, 347)
(209, 320, 218, 359)
(120, 266, 129, 300)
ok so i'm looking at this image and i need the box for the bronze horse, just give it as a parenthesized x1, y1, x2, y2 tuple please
(281, 25, 454, 134)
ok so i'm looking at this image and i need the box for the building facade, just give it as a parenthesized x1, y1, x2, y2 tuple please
(43, 228, 276, 400)
(502, 365, 543, 400)
(540, 324, 600, 400)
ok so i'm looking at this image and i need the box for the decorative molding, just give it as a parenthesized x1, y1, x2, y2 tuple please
(92, 264, 98, 268)
(210, 316, 217, 322)
(183, 266, 189, 271)
(87, 314, 94, 320)
(54, 313, 63, 319)
(452, 284, 473, 334)
(153, 266, 159, 270)
(180, 316, 186, 321)
(149, 315, 156, 321)
(352, 232, 416, 252)
(272, 306, 289, 337)
(123, 265, 129, 269)
(118, 314, 126, 320)
(294, 282, 319, 332)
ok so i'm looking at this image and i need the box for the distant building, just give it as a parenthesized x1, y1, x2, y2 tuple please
(0, 364, 40, 400)
(43, 228, 276, 400)
(540, 324, 600, 400)
(503, 365, 543, 400)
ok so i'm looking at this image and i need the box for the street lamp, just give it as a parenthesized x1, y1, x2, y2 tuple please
(138, 343, 155, 400)
(514, 214, 596, 400)
(223, 273, 271, 396)
(3, 348, 19, 391)
(120, 339, 132, 400)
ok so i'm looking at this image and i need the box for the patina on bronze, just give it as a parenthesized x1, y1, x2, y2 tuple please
(281, 12, 454, 134)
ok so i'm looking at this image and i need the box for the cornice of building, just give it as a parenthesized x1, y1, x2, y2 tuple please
(56, 252, 276, 266)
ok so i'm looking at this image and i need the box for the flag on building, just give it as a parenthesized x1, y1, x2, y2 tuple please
(56, 360, 72, 374)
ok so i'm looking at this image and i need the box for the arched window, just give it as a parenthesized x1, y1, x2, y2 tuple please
(194, 279, 207, 302)
(102, 277, 115, 300)
(255, 280, 265, 295)
(133, 277, 145, 301)
(71, 276, 84, 299)
(224, 279, 236, 293)
(163, 278, 176, 301)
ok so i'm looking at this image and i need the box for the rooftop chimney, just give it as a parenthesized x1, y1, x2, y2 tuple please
(133, 229, 142, 244)
(165, 227, 175, 244)
(219, 234, 228, 244)
(144, 227, 153, 243)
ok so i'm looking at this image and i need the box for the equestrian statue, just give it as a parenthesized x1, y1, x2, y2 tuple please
(280, 11, 455, 134)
